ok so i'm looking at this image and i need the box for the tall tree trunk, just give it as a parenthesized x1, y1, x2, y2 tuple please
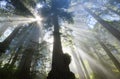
(16, 23, 40, 79)
(9, 47, 22, 68)
(72, 48, 86, 79)
(78, 54, 90, 79)
(47, 15, 75, 79)
(83, 6, 120, 41)
(17, 48, 34, 79)
(106, 6, 120, 16)
(8, 25, 33, 68)
(81, 44, 108, 79)
(97, 38, 120, 72)
(0, 26, 21, 55)
(0, 24, 9, 36)
(6, 26, 29, 66)
(52, 15, 65, 71)
(73, 45, 90, 79)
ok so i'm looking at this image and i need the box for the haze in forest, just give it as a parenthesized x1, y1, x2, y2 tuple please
(0, 0, 120, 79)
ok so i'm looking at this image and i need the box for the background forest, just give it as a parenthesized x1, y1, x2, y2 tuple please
(0, 0, 120, 79)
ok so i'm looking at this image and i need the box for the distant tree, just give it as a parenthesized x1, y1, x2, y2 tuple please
(96, 36, 120, 72)
(0, 26, 22, 56)
(16, 23, 40, 79)
(83, 6, 120, 41)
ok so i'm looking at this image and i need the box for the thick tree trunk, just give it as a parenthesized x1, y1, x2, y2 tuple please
(47, 15, 75, 79)
(0, 26, 21, 55)
(52, 15, 65, 71)
(0, 24, 9, 37)
(83, 6, 120, 41)
(17, 48, 34, 79)
(16, 23, 40, 79)
(17, 33, 39, 78)
(8, 25, 32, 68)
(9, 47, 22, 68)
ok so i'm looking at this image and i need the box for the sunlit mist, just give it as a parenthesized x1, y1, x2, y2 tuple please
(0, 0, 120, 79)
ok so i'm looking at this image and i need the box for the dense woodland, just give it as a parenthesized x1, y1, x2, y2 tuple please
(0, 0, 120, 79)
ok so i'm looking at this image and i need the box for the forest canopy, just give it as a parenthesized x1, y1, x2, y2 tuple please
(0, 0, 120, 79)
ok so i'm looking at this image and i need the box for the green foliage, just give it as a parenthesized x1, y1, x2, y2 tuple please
(40, 0, 74, 29)
(58, 10, 74, 24)
(1, 0, 120, 79)
(109, 0, 120, 4)
(9, 0, 33, 16)
(0, 64, 16, 79)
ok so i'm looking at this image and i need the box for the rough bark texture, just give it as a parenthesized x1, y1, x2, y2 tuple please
(0, 26, 21, 54)
(47, 15, 75, 79)
(52, 15, 64, 71)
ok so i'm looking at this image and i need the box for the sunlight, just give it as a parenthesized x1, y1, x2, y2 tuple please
(0, 27, 13, 42)
(35, 16, 41, 21)
(0, 1, 7, 8)
(70, 45, 113, 79)
(0, 15, 42, 25)
(36, 3, 43, 9)
(1, 0, 120, 79)
(35, 15, 42, 22)
(62, 46, 79, 73)
(32, 13, 43, 25)
(76, 47, 116, 78)
(15, 2, 42, 23)
(0, 16, 36, 23)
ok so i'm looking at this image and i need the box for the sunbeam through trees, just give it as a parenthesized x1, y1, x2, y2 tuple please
(0, 0, 120, 79)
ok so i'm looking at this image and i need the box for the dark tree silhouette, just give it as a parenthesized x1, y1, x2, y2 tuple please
(83, 6, 120, 41)
(0, 26, 22, 56)
(47, 53, 75, 79)
(41, 0, 75, 79)
(9, 0, 34, 16)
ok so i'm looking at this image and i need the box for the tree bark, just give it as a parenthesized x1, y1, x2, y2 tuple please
(52, 14, 65, 71)
(97, 38, 120, 72)
(83, 6, 120, 41)
(9, 47, 22, 68)
(17, 48, 34, 79)
(0, 26, 21, 55)
(81, 44, 108, 79)
(16, 23, 40, 79)
(47, 14, 75, 79)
